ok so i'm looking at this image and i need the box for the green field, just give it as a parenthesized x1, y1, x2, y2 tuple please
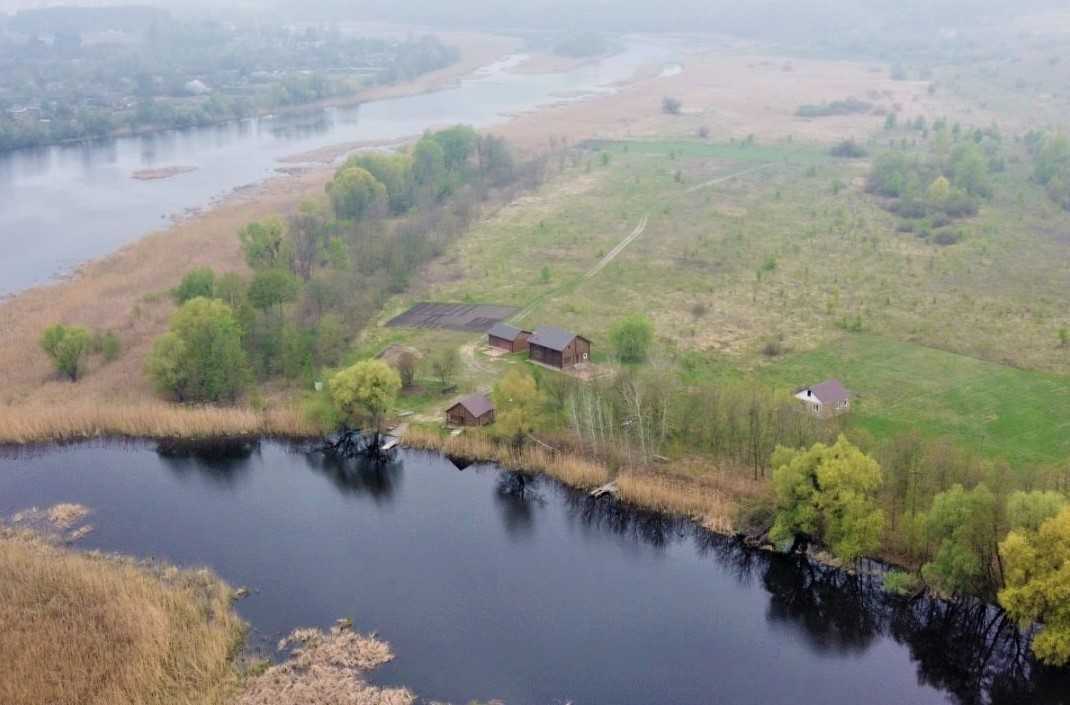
(761, 335, 1070, 465)
(360, 137, 1070, 465)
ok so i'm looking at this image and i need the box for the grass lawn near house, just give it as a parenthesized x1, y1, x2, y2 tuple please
(759, 334, 1070, 466)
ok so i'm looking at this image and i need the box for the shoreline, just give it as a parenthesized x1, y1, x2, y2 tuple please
(0, 31, 521, 158)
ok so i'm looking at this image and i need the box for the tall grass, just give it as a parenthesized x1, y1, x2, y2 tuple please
(401, 428, 767, 531)
(0, 402, 317, 444)
(0, 532, 244, 705)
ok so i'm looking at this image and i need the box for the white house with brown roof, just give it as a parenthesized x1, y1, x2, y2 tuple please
(795, 379, 853, 417)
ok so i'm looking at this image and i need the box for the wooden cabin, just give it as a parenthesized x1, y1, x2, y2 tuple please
(446, 393, 496, 427)
(487, 322, 532, 353)
(528, 326, 591, 369)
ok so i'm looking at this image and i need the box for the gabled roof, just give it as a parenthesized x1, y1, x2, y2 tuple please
(800, 379, 852, 405)
(448, 393, 495, 418)
(529, 326, 586, 352)
(487, 322, 531, 342)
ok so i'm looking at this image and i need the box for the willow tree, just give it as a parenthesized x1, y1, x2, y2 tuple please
(999, 507, 1070, 666)
(770, 435, 884, 563)
(328, 360, 401, 435)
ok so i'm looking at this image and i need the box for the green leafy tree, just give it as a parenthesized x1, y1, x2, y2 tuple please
(610, 314, 654, 363)
(213, 272, 247, 310)
(327, 166, 387, 220)
(345, 152, 414, 214)
(172, 267, 215, 304)
(927, 175, 951, 202)
(494, 368, 543, 446)
(247, 269, 299, 314)
(328, 360, 401, 432)
(146, 297, 248, 402)
(1006, 490, 1066, 533)
(431, 124, 478, 171)
(921, 483, 1001, 597)
(40, 324, 91, 381)
(949, 142, 993, 198)
(412, 137, 448, 198)
(999, 507, 1070, 665)
(431, 347, 461, 390)
(238, 218, 288, 270)
(770, 435, 885, 562)
(316, 313, 348, 366)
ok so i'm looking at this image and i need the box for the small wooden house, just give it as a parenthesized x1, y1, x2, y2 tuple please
(795, 379, 853, 418)
(446, 393, 496, 427)
(528, 326, 591, 369)
(487, 322, 532, 353)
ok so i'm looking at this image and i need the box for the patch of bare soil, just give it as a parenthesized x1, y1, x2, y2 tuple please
(131, 166, 198, 181)
(239, 624, 414, 705)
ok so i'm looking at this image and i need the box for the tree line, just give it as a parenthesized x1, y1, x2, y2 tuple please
(140, 126, 549, 403)
(0, 18, 458, 152)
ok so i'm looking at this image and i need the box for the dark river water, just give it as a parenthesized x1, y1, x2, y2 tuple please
(1, 442, 1066, 705)
(0, 38, 680, 297)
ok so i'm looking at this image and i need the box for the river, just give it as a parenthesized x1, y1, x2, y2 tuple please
(0, 37, 680, 297)
(1, 442, 1065, 705)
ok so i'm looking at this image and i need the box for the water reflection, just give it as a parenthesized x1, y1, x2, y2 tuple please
(494, 471, 544, 540)
(564, 491, 689, 548)
(559, 491, 1069, 704)
(155, 439, 258, 486)
(304, 451, 404, 503)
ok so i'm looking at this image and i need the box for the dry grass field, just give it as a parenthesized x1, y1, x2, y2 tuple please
(0, 532, 244, 705)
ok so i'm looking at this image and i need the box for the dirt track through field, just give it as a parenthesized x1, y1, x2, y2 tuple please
(586, 214, 649, 279)
(685, 162, 778, 193)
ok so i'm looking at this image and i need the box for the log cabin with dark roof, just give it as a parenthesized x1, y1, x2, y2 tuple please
(487, 322, 533, 353)
(446, 393, 496, 427)
(528, 326, 591, 369)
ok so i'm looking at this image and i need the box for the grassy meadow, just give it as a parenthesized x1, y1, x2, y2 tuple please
(366, 134, 1070, 467)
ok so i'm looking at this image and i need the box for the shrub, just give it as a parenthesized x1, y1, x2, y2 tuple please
(146, 298, 249, 403)
(829, 139, 868, 158)
(662, 96, 682, 115)
(91, 330, 122, 362)
(883, 570, 921, 596)
(40, 324, 91, 381)
(610, 314, 654, 364)
(172, 268, 215, 304)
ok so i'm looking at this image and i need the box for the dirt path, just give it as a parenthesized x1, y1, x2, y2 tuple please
(514, 213, 651, 323)
(685, 162, 778, 193)
(585, 214, 649, 279)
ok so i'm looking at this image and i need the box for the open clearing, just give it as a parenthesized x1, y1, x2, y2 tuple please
(369, 134, 1070, 464)
(760, 335, 1070, 466)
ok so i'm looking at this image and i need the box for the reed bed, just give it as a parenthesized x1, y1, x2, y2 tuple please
(401, 428, 767, 532)
(402, 428, 612, 490)
(0, 532, 244, 705)
(0, 402, 317, 445)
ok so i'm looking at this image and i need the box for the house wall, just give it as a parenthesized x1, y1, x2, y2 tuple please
(530, 344, 563, 368)
(447, 406, 495, 427)
(489, 335, 513, 352)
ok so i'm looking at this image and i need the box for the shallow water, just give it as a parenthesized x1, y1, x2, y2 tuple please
(1, 441, 1064, 705)
(0, 37, 679, 296)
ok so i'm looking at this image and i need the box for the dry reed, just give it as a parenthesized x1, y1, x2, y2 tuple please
(401, 428, 768, 532)
(239, 625, 414, 705)
(0, 402, 317, 444)
(0, 532, 244, 705)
